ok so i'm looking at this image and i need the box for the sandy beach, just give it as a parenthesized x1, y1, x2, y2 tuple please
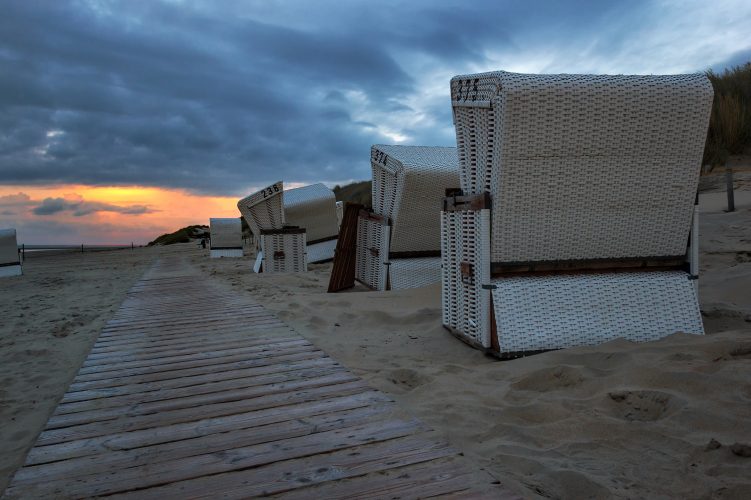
(1, 182, 750, 497)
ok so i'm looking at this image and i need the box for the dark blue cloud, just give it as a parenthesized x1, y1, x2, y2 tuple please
(32, 197, 155, 216)
(0, 0, 748, 195)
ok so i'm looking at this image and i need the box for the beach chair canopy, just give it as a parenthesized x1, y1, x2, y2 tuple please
(0, 228, 19, 266)
(283, 183, 339, 244)
(450, 71, 713, 264)
(209, 218, 242, 250)
(371, 145, 459, 253)
(236, 181, 285, 239)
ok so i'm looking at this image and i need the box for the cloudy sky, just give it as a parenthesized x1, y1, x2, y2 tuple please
(1, 0, 750, 244)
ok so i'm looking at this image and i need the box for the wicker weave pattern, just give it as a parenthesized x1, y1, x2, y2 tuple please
(355, 216, 389, 290)
(260, 232, 307, 273)
(450, 71, 713, 262)
(490, 271, 704, 353)
(440, 209, 491, 347)
(371, 145, 459, 253)
(0, 228, 18, 265)
(236, 182, 285, 239)
(389, 257, 442, 290)
(209, 218, 242, 250)
(283, 183, 339, 243)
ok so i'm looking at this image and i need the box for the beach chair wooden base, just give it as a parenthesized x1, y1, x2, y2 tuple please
(0, 263, 22, 278)
(441, 199, 704, 358)
(209, 248, 244, 258)
(259, 228, 307, 274)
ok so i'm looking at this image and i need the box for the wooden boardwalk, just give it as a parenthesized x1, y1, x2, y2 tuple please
(5, 258, 507, 498)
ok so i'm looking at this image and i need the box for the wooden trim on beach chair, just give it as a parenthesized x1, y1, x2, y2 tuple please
(490, 256, 688, 276)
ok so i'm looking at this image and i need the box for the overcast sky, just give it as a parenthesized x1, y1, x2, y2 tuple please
(2, 0, 750, 197)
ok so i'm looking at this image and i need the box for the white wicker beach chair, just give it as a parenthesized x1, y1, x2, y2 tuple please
(443, 71, 713, 357)
(355, 145, 459, 290)
(237, 182, 338, 273)
(0, 229, 22, 277)
(209, 218, 243, 258)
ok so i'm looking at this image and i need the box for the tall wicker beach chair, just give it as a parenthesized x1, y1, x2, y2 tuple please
(208, 218, 243, 258)
(0, 228, 22, 277)
(237, 182, 339, 273)
(355, 145, 459, 290)
(442, 71, 713, 357)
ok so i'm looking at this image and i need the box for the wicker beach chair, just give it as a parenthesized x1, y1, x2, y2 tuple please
(0, 229, 22, 277)
(442, 71, 713, 357)
(237, 182, 339, 273)
(208, 218, 243, 258)
(355, 145, 459, 290)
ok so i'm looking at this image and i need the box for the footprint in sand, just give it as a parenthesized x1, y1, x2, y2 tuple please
(387, 368, 432, 392)
(606, 389, 682, 421)
(510, 365, 585, 392)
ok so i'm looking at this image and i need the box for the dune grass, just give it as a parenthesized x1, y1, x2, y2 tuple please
(704, 62, 751, 166)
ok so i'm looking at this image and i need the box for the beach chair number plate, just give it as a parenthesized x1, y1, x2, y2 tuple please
(262, 183, 281, 199)
(371, 150, 389, 167)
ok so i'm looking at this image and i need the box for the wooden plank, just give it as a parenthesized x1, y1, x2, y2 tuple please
(47, 371, 359, 429)
(54, 364, 346, 415)
(13, 405, 394, 486)
(36, 379, 372, 445)
(67, 350, 328, 392)
(72, 341, 316, 383)
(27, 391, 390, 465)
(11, 418, 424, 498)
(62, 357, 339, 404)
(86, 333, 299, 360)
(77, 338, 311, 374)
(278, 458, 478, 499)
(107, 435, 453, 500)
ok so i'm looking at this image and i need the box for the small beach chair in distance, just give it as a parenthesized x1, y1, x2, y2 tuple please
(208, 218, 243, 258)
(237, 181, 305, 273)
(355, 145, 459, 290)
(0, 228, 22, 277)
(442, 71, 713, 357)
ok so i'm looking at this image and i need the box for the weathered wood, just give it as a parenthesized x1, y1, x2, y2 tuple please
(328, 202, 363, 292)
(6, 258, 508, 499)
(63, 357, 339, 404)
(27, 391, 390, 466)
(14, 405, 393, 486)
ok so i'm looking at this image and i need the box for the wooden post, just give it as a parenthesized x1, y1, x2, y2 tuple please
(725, 166, 735, 212)
(81, 244, 84, 253)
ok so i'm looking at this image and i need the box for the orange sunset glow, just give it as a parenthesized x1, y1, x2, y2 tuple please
(0, 185, 242, 245)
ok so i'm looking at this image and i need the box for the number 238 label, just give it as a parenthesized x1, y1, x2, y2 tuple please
(261, 183, 281, 199)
